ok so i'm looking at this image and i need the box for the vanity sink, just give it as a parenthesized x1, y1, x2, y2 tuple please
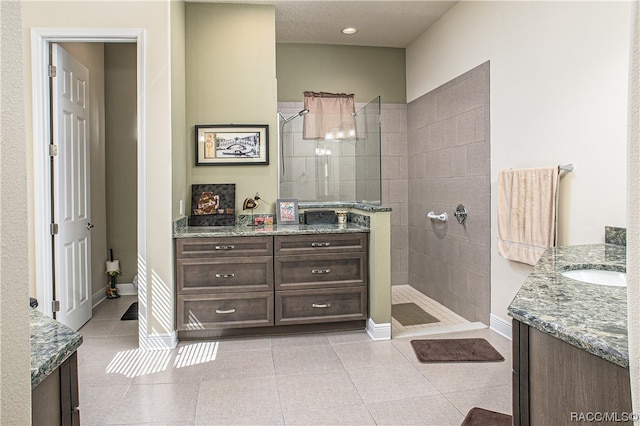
(561, 269, 626, 287)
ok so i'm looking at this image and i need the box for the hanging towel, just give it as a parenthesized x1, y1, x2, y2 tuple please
(497, 166, 559, 266)
(303, 91, 356, 140)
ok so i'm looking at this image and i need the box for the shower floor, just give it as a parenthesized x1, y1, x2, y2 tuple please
(391, 285, 486, 338)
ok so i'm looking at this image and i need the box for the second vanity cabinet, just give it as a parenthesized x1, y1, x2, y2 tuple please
(274, 233, 368, 325)
(175, 232, 369, 338)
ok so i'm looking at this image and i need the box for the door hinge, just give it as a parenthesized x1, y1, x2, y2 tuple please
(52, 300, 60, 313)
(49, 144, 58, 157)
(48, 64, 56, 78)
(50, 223, 59, 235)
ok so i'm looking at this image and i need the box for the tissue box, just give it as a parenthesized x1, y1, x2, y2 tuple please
(304, 210, 336, 225)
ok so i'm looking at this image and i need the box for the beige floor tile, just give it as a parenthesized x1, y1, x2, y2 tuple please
(333, 340, 411, 369)
(277, 370, 363, 413)
(415, 360, 512, 394)
(273, 344, 343, 376)
(347, 363, 440, 404)
(91, 296, 137, 320)
(283, 403, 376, 425)
(367, 394, 465, 425)
(270, 333, 332, 350)
(78, 384, 129, 425)
(195, 376, 283, 425)
(107, 382, 200, 424)
(443, 384, 513, 417)
(78, 358, 137, 388)
(76, 297, 513, 425)
(215, 336, 272, 353)
(79, 319, 122, 337)
(327, 330, 372, 345)
(200, 348, 275, 381)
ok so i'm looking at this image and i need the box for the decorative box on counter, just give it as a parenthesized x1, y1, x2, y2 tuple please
(304, 210, 336, 225)
(188, 183, 236, 226)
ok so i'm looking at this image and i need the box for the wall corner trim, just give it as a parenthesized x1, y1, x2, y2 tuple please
(366, 318, 391, 340)
(490, 313, 512, 340)
(141, 332, 178, 350)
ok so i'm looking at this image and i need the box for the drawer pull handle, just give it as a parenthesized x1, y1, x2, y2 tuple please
(311, 242, 331, 247)
(215, 245, 235, 250)
(311, 269, 331, 274)
(215, 273, 235, 278)
(216, 308, 236, 314)
(312, 303, 331, 309)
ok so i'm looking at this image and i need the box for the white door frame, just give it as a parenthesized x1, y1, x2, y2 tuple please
(31, 29, 147, 324)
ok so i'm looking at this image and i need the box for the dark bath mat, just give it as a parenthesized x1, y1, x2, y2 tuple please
(410, 338, 504, 363)
(120, 302, 138, 321)
(392, 302, 439, 326)
(461, 407, 512, 426)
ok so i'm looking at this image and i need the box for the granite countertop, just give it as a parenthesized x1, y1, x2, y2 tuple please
(30, 308, 83, 388)
(508, 243, 628, 367)
(175, 222, 370, 238)
(298, 202, 392, 212)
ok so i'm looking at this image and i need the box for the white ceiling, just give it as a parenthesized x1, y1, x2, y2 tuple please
(191, 1, 458, 48)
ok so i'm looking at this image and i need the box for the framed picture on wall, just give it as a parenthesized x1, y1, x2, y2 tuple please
(195, 124, 269, 165)
(276, 198, 299, 224)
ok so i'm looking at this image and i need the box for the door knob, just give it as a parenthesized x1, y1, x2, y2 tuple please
(87, 223, 94, 230)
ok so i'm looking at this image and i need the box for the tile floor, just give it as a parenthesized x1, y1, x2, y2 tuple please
(391, 285, 486, 339)
(78, 295, 512, 425)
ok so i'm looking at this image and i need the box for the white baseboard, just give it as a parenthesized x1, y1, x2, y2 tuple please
(140, 331, 177, 350)
(366, 318, 391, 341)
(117, 283, 138, 296)
(92, 283, 137, 308)
(490, 313, 512, 340)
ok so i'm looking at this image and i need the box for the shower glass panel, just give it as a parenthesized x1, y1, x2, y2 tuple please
(278, 96, 381, 205)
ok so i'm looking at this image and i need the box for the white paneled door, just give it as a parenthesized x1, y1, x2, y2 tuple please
(51, 43, 92, 331)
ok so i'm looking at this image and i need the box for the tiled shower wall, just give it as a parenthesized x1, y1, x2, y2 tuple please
(380, 104, 409, 287)
(278, 101, 410, 287)
(406, 62, 491, 323)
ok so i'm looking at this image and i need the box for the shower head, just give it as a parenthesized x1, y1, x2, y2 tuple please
(279, 109, 309, 124)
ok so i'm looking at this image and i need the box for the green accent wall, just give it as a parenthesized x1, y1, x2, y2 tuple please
(185, 3, 279, 215)
(276, 43, 406, 104)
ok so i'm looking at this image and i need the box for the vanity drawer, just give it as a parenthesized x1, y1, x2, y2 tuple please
(274, 252, 367, 290)
(275, 287, 367, 325)
(274, 233, 367, 255)
(176, 292, 274, 330)
(175, 236, 273, 259)
(176, 256, 273, 293)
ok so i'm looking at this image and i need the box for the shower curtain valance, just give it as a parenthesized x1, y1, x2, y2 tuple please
(303, 91, 356, 140)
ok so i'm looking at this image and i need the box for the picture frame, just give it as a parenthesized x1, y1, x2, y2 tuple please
(276, 198, 299, 224)
(195, 124, 269, 166)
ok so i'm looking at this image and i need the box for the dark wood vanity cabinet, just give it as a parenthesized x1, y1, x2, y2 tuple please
(512, 319, 633, 426)
(274, 233, 368, 325)
(32, 352, 80, 426)
(175, 232, 368, 337)
(175, 236, 274, 330)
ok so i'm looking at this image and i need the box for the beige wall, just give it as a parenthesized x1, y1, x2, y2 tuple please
(185, 3, 278, 216)
(627, 0, 639, 414)
(1, 1, 31, 422)
(172, 0, 187, 220)
(105, 44, 137, 284)
(58, 42, 108, 299)
(407, 1, 631, 326)
(23, 1, 175, 343)
(276, 43, 406, 104)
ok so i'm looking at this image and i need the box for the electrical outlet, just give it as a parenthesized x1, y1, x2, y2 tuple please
(179, 200, 184, 216)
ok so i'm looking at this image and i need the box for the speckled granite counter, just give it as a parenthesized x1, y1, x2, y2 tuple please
(508, 243, 628, 367)
(30, 308, 83, 388)
(174, 222, 370, 238)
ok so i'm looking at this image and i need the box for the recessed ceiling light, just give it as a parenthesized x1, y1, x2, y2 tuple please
(341, 27, 358, 35)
